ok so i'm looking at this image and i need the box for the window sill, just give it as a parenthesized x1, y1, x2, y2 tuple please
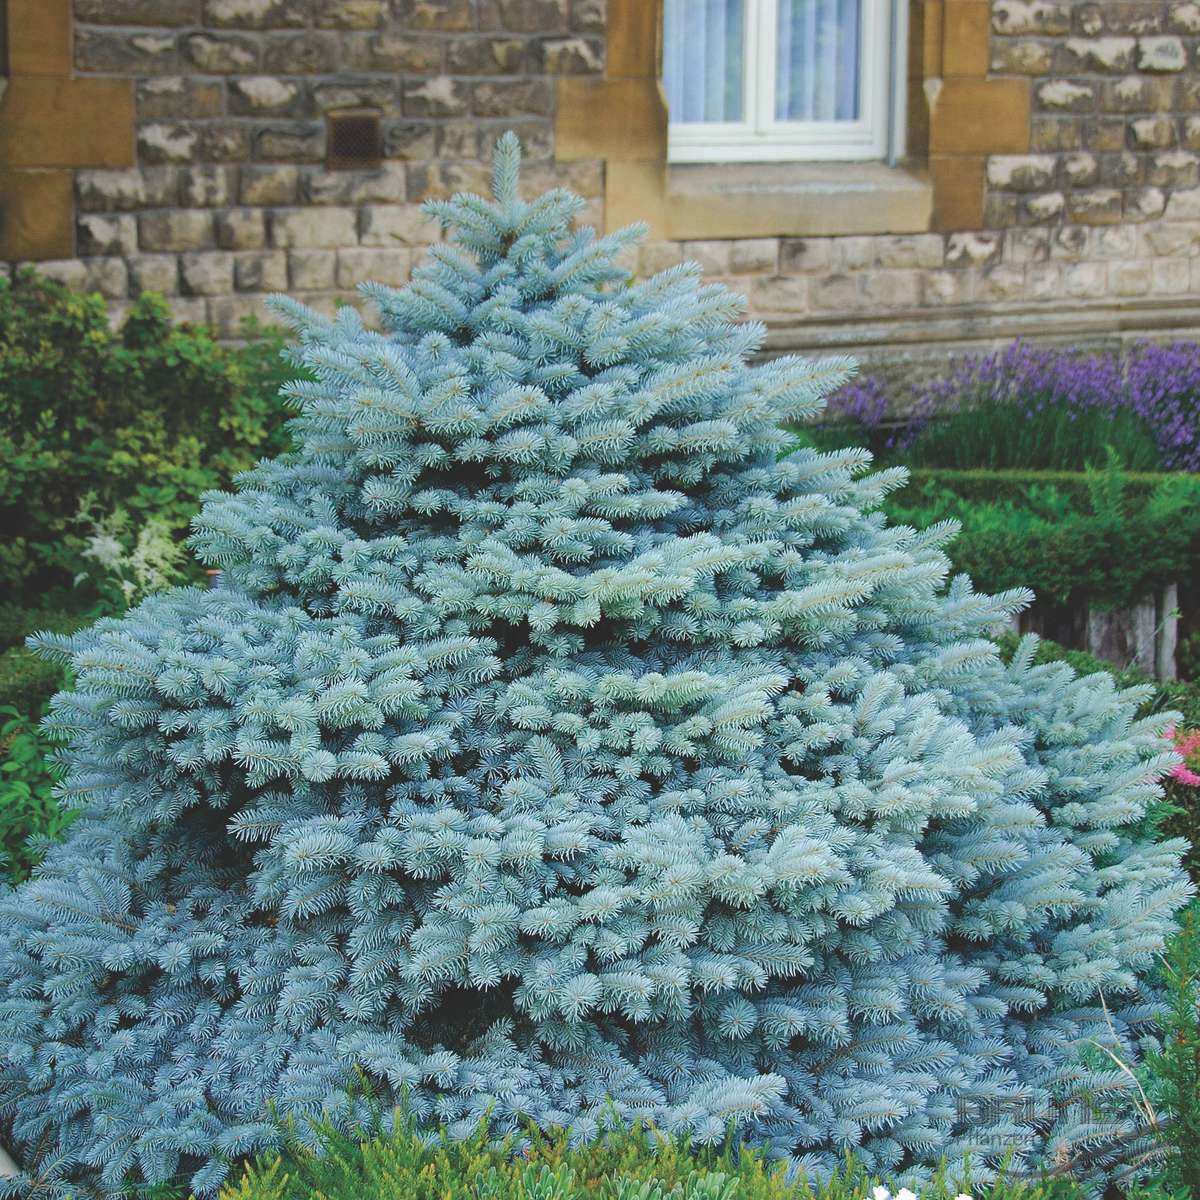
(660, 160, 932, 240)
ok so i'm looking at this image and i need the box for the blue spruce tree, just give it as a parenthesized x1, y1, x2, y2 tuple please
(0, 135, 1192, 1197)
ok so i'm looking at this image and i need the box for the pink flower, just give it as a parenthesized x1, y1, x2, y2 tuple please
(1165, 724, 1200, 786)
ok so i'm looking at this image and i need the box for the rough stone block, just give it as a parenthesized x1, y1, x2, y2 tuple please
(181, 252, 235, 296)
(138, 77, 224, 120)
(264, 33, 339, 73)
(862, 270, 919, 307)
(921, 271, 972, 306)
(1036, 80, 1095, 112)
(1166, 186, 1200, 217)
(1050, 224, 1089, 259)
(313, 79, 400, 114)
(1169, 3, 1200, 33)
(404, 76, 470, 117)
(315, 0, 386, 26)
(397, 0, 473, 30)
(1102, 152, 1143, 186)
(728, 238, 779, 274)
(1138, 35, 1187, 70)
(810, 274, 861, 310)
(288, 249, 337, 289)
(1111, 261, 1153, 295)
(987, 154, 1057, 191)
(1027, 262, 1061, 298)
(1100, 74, 1172, 112)
(1148, 149, 1200, 186)
(76, 0, 196, 22)
(1063, 261, 1106, 295)
(382, 121, 439, 160)
(255, 124, 325, 162)
(976, 264, 1026, 302)
(570, 0, 605, 33)
(272, 207, 358, 248)
(945, 231, 1002, 266)
(336, 247, 411, 287)
(234, 250, 288, 292)
(210, 294, 278, 338)
(139, 210, 215, 252)
(480, 0, 567, 32)
(538, 36, 603, 73)
(778, 238, 832, 273)
(1083, 117, 1128, 151)
(1184, 117, 1200, 150)
(1152, 258, 1191, 293)
(184, 32, 260, 72)
(304, 164, 407, 205)
(77, 168, 178, 213)
(83, 258, 131, 299)
(216, 209, 269, 250)
(204, 0, 308, 25)
(407, 161, 491, 201)
(472, 80, 553, 118)
(1127, 186, 1167, 220)
(1066, 188, 1124, 223)
(1024, 191, 1066, 222)
(75, 29, 178, 74)
(229, 77, 306, 117)
(357, 206, 440, 248)
(1061, 37, 1137, 72)
(1006, 226, 1051, 262)
(447, 37, 527, 73)
(990, 39, 1054, 74)
(1093, 225, 1137, 257)
(181, 166, 232, 207)
(992, 1, 1070, 34)
(138, 124, 199, 165)
(342, 33, 443, 72)
(681, 240, 731, 274)
(1144, 221, 1200, 255)
(1062, 152, 1100, 186)
(1131, 115, 1178, 149)
(128, 254, 180, 296)
(77, 214, 138, 257)
(203, 126, 254, 162)
(1030, 117, 1082, 151)
(240, 165, 300, 205)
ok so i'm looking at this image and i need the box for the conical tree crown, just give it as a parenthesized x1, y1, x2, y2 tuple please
(0, 134, 1190, 1198)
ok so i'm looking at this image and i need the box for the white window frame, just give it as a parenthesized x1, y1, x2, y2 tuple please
(667, 0, 899, 164)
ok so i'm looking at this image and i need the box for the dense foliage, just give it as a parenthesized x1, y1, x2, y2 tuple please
(0, 272, 293, 606)
(0, 138, 1191, 1198)
(220, 1114, 1079, 1200)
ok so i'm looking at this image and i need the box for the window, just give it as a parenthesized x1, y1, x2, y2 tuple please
(663, 0, 903, 164)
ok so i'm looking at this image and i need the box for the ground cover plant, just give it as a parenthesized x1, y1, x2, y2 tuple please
(0, 137, 1192, 1198)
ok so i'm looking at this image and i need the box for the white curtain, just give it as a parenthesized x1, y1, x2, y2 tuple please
(663, 0, 861, 125)
(663, 0, 745, 123)
(776, 0, 861, 121)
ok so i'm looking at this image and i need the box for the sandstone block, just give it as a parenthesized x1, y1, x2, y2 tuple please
(264, 33, 339, 73)
(128, 254, 179, 295)
(538, 36, 603, 73)
(272, 207, 358, 248)
(29, 258, 130, 300)
(1093, 225, 1137, 257)
(985, 194, 1020, 227)
(1030, 118, 1082, 151)
(28, 259, 86, 291)
(1051, 225, 1089, 259)
(203, 126, 254, 162)
(216, 208, 268, 250)
(77, 214, 138, 257)
(1152, 258, 1191, 293)
(1111, 261, 1152, 295)
(779, 238, 832, 272)
(240, 165, 299, 205)
(138, 77, 224, 120)
(75, 29, 178, 74)
(831, 237, 872, 272)
(1169, 3, 1200, 33)
(336, 247, 411, 287)
(1024, 191, 1066, 222)
(342, 33, 443, 72)
(1027, 262, 1061, 298)
(976, 265, 1026, 303)
(1144, 222, 1200, 255)
(304, 164, 407, 205)
(1083, 117, 1127, 151)
(682, 241, 731, 274)
(1066, 188, 1124, 223)
(1184, 117, 1200, 150)
(1102, 152, 1143, 186)
(810, 274, 860, 310)
(1062, 152, 1100, 186)
(637, 241, 683, 274)
(1062, 37, 1136, 72)
(1148, 149, 1200, 186)
(570, 0, 605, 33)
(728, 238, 779, 274)
(1064, 262, 1106, 295)
(288, 249, 336, 289)
(312, 79, 400, 114)
(234, 250, 287, 292)
(407, 161, 491, 200)
(862, 270, 919, 308)
(921, 271, 971, 306)
(992, 1, 1071, 34)
(437, 122, 481, 159)
(255, 124, 325, 162)
(181, 166, 232, 207)
(404, 76, 470, 117)
(1100, 74, 1172, 111)
(1127, 186, 1167, 220)
(181, 252, 235, 296)
(1166, 186, 1200, 218)
(986, 154, 1057, 191)
(1137, 35, 1187, 71)
(1131, 115, 1177, 149)
(77, 168, 178, 212)
(315, 0, 387, 27)
(139, 210, 215, 252)
(355, 205, 441, 244)
(184, 32, 259, 72)
(990, 39, 1054, 73)
(210, 294, 278, 338)
(481, 0, 568, 32)
(204, 0, 307, 26)
(749, 275, 808, 312)
(139, 123, 199, 165)
(1006, 227, 1051, 262)
(945, 231, 1002, 266)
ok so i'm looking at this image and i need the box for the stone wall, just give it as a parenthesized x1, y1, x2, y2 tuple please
(2, 0, 1200, 370)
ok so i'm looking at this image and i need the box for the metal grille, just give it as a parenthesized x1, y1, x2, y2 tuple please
(0, 0, 9, 80)
(327, 111, 383, 171)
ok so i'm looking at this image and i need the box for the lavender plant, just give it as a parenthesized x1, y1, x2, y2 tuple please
(0, 137, 1191, 1198)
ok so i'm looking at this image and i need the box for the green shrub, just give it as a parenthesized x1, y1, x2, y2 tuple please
(0, 648, 68, 716)
(0, 705, 67, 883)
(884, 463, 1200, 609)
(0, 270, 294, 605)
(221, 1117, 1082, 1200)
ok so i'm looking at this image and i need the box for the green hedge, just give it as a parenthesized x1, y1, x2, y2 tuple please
(883, 465, 1200, 609)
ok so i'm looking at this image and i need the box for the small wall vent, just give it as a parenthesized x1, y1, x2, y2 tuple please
(327, 110, 382, 171)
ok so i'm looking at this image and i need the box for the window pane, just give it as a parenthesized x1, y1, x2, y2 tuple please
(776, 0, 861, 122)
(663, 0, 745, 124)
